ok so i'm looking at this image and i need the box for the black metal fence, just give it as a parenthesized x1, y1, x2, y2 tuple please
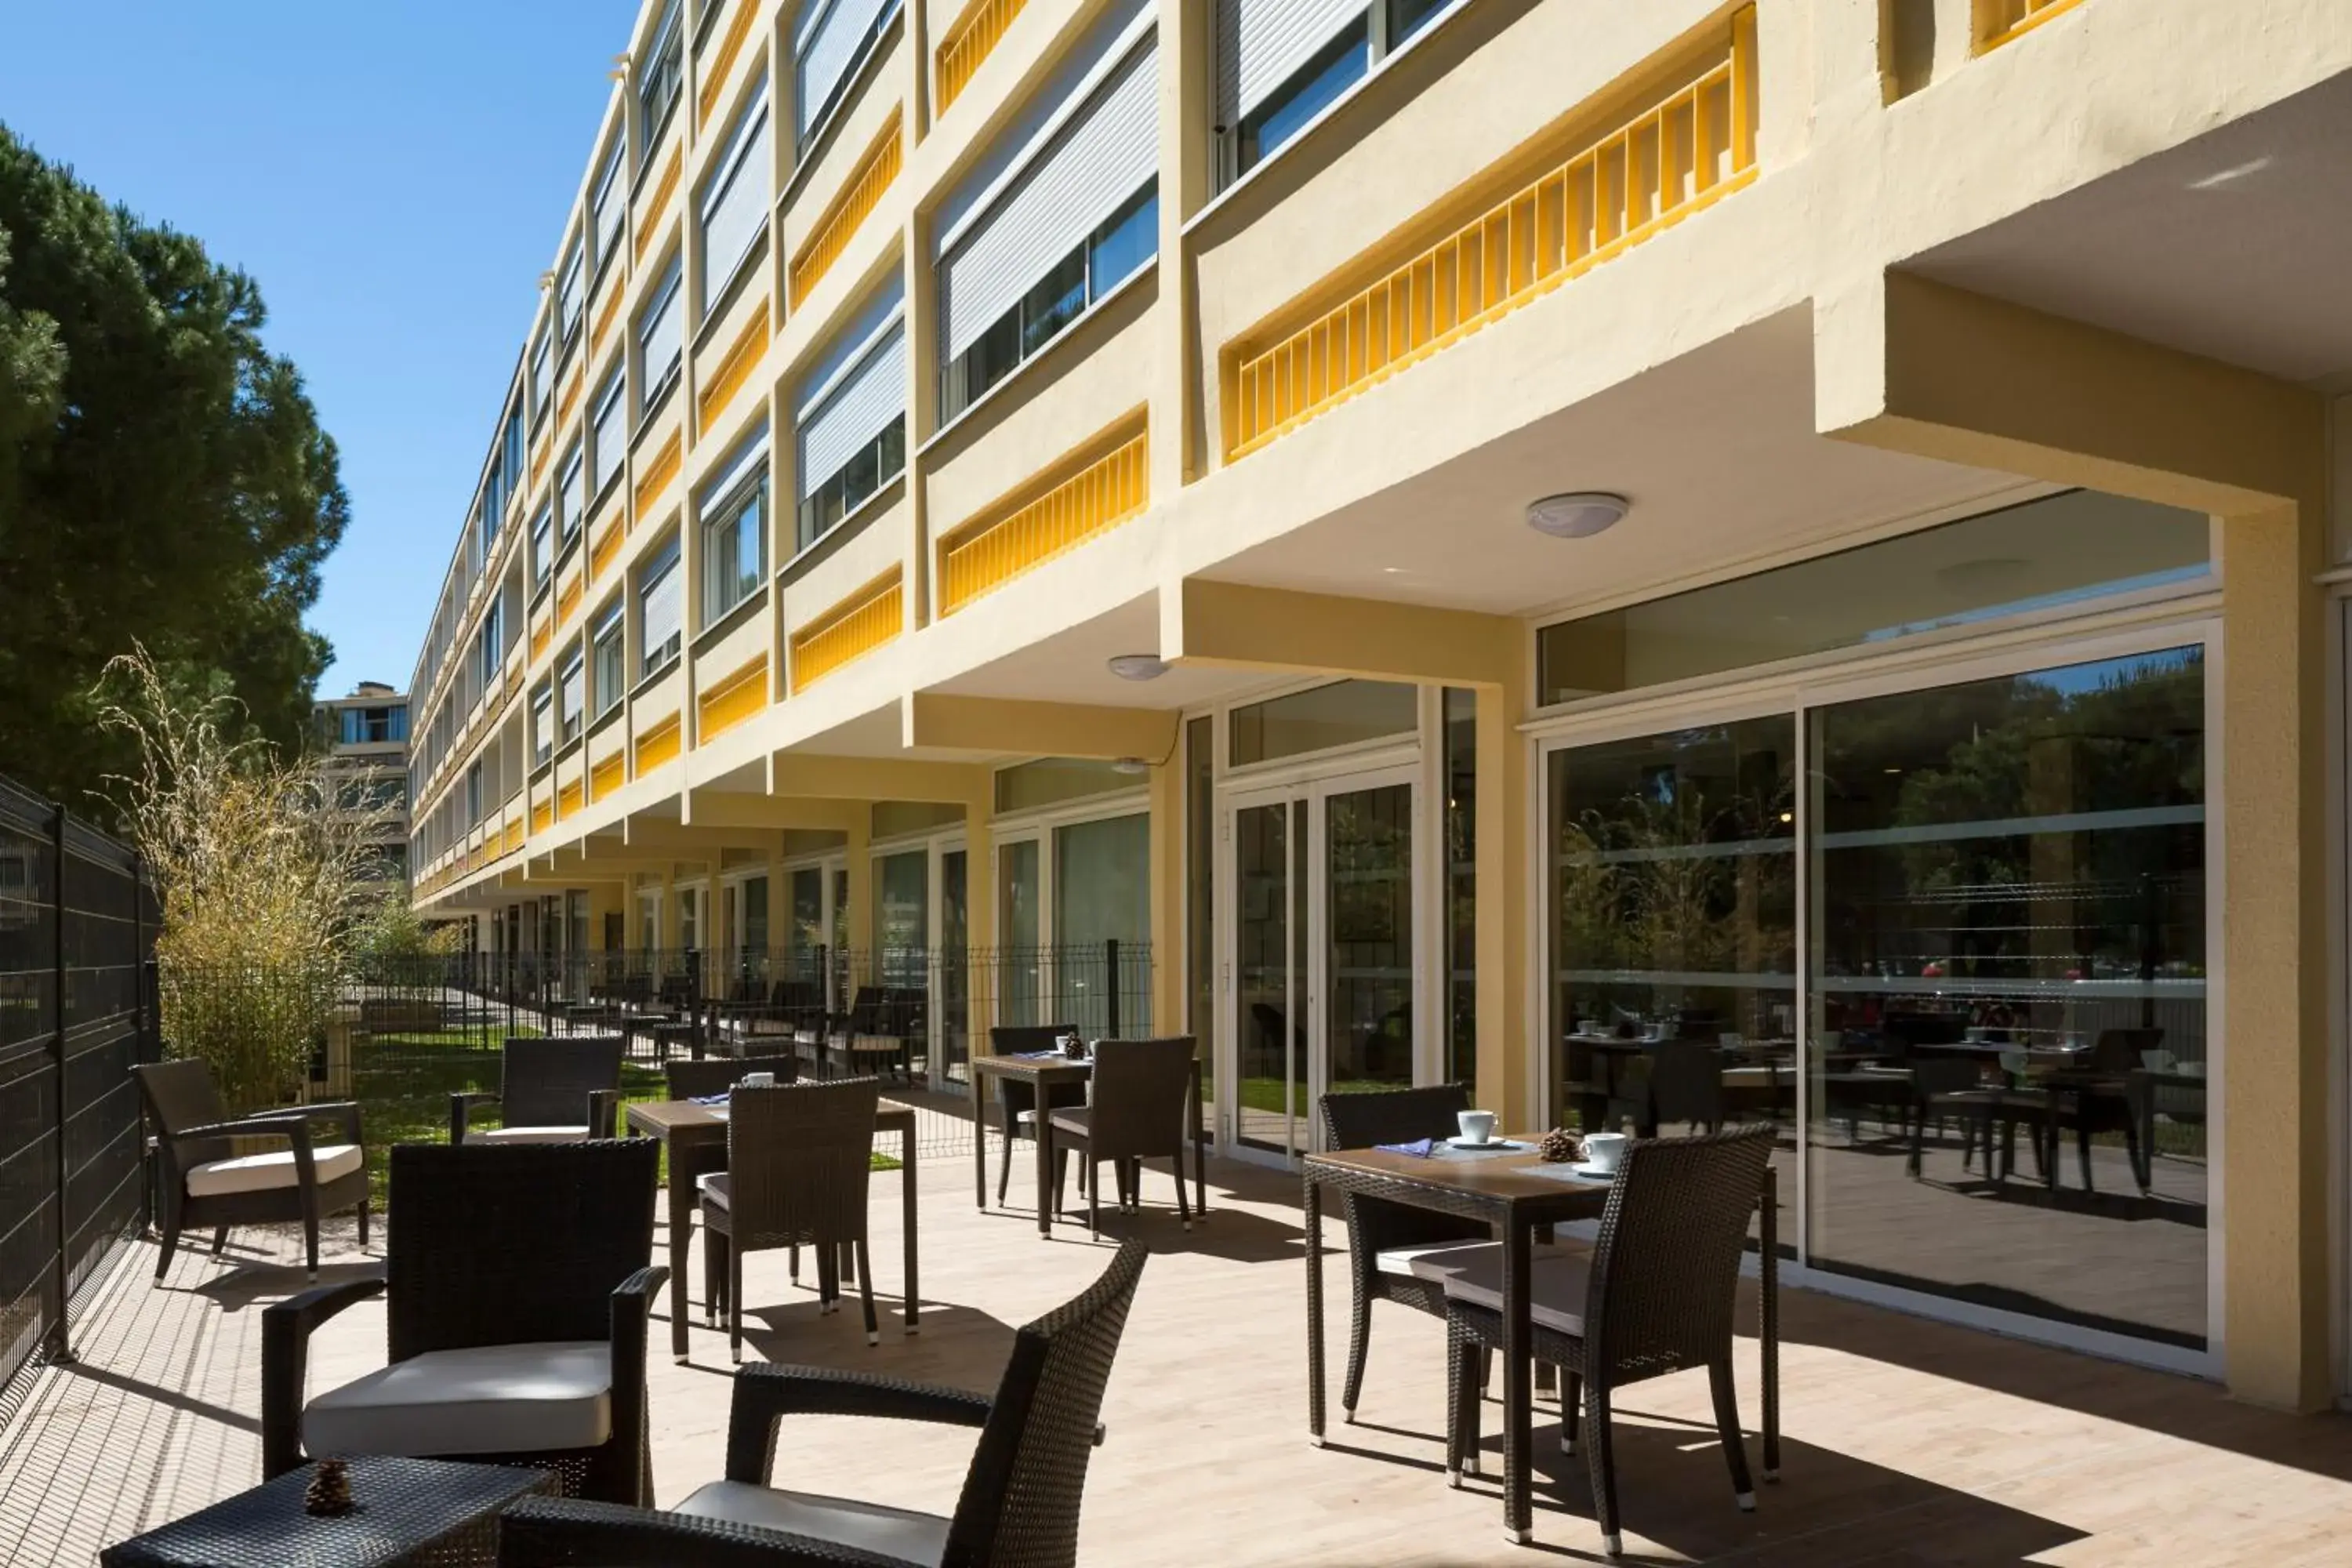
(0, 777, 156, 1406)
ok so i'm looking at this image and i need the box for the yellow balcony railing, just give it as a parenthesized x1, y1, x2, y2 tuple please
(532, 800, 554, 835)
(698, 303, 771, 433)
(590, 520, 624, 582)
(557, 366, 586, 430)
(556, 574, 583, 629)
(637, 147, 682, 263)
(789, 118, 902, 310)
(634, 711, 683, 775)
(530, 619, 552, 662)
(503, 815, 523, 855)
(1224, 6, 1759, 461)
(792, 571, 902, 691)
(557, 780, 583, 819)
(697, 653, 770, 742)
(938, 424, 1148, 616)
(697, 1, 759, 129)
(591, 281, 626, 361)
(590, 752, 626, 800)
(634, 428, 683, 520)
(1973, 0, 2085, 53)
(935, 0, 1026, 114)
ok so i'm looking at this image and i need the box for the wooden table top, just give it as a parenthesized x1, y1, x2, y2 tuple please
(1305, 1139, 1613, 1205)
(969, 1051, 1095, 1080)
(626, 1096, 917, 1135)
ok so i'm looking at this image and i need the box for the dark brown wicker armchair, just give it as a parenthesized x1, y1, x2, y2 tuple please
(1444, 1125, 1775, 1557)
(1317, 1084, 1487, 1424)
(450, 1035, 626, 1144)
(989, 1023, 1082, 1206)
(702, 1076, 883, 1362)
(261, 1139, 666, 1505)
(1047, 1036, 1196, 1240)
(132, 1059, 371, 1284)
(497, 1239, 1149, 1567)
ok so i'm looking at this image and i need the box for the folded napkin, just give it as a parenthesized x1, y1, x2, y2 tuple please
(1374, 1137, 1435, 1157)
(689, 1092, 731, 1106)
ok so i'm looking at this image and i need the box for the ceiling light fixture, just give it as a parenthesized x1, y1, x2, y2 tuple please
(1111, 756, 1150, 775)
(1106, 653, 1168, 681)
(1525, 492, 1630, 539)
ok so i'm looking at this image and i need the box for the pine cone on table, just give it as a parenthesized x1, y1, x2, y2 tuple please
(1537, 1127, 1582, 1164)
(304, 1457, 355, 1518)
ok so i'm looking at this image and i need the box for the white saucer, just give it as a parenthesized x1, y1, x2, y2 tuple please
(1567, 1159, 1619, 1179)
(1446, 1135, 1515, 1150)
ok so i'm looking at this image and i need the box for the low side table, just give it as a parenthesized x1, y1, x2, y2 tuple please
(101, 1456, 554, 1567)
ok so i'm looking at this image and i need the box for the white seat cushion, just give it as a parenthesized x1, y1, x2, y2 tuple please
(696, 1172, 730, 1208)
(185, 1143, 363, 1198)
(677, 1480, 949, 1566)
(1437, 1243, 1595, 1338)
(303, 1341, 612, 1458)
(1374, 1241, 1501, 1281)
(474, 1125, 591, 1144)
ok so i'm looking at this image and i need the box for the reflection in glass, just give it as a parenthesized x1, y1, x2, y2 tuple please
(1806, 646, 2206, 1348)
(1055, 813, 1151, 1038)
(999, 839, 1040, 1029)
(1327, 784, 1414, 1094)
(1230, 679, 1418, 766)
(940, 849, 969, 1083)
(874, 851, 927, 987)
(1443, 689, 1476, 1087)
(789, 868, 823, 959)
(1234, 802, 1296, 1156)
(1186, 717, 1217, 1127)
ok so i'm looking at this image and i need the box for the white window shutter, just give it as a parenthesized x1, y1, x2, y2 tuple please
(700, 95, 771, 300)
(797, 0, 895, 140)
(938, 36, 1157, 363)
(1218, 0, 1364, 125)
(797, 319, 905, 499)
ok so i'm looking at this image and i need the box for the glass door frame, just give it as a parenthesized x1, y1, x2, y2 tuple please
(986, 786, 1153, 1043)
(1529, 605, 2224, 1378)
(1218, 759, 1428, 1167)
(867, 828, 970, 1093)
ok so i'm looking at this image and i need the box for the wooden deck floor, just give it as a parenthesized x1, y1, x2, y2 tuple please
(2, 1151, 2349, 1565)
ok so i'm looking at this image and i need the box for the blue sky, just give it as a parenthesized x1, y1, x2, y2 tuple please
(0, 0, 638, 699)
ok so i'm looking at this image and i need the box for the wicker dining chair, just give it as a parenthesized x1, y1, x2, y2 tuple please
(1047, 1036, 1196, 1240)
(261, 1139, 665, 1505)
(1319, 1084, 1490, 1424)
(450, 1035, 626, 1144)
(1443, 1125, 1776, 1556)
(132, 1059, 372, 1283)
(989, 1023, 1083, 1206)
(497, 1239, 1149, 1568)
(664, 1055, 800, 1102)
(702, 1076, 884, 1362)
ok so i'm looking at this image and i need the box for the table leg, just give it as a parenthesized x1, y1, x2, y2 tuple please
(1760, 1167, 1780, 1481)
(1190, 1061, 1208, 1221)
(1305, 1174, 1324, 1446)
(1034, 1094, 1055, 1239)
(1503, 1221, 1532, 1544)
(903, 1136, 920, 1334)
(970, 1067, 987, 1209)
(667, 1146, 693, 1363)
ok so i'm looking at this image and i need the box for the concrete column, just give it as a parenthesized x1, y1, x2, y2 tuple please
(2220, 499, 2332, 1411)
(844, 808, 873, 985)
(964, 779, 996, 1039)
(1153, 0, 1212, 490)
(1474, 674, 1532, 1131)
(1149, 755, 1184, 1038)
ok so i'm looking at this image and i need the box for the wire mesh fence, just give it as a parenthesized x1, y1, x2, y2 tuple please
(0, 776, 157, 1410)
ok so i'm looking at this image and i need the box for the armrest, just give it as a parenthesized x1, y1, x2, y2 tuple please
(260, 1277, 387, 1477)
(726, 1363, 993, 1485)
(499, 1495, 918, 1567)
(606, 1265, 669, 1466)
(587, 1088, 622, 1140)
(172, 1114, 322, 1146)
(448, 1090, 499, 1145)
(249, 1099, 365, 1147)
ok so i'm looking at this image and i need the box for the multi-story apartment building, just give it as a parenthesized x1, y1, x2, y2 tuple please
(404, 0, 2352, 1409)
(315, 681, 412, 880)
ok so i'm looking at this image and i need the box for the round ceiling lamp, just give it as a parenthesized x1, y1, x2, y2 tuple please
(1525, 492, 1630, 539)
(1110, 756, 1150, 775)
(1106, 653, 1168, 681)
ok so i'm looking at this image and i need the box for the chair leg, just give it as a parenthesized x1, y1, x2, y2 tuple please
(2075, 1120, 2095, 1192)
(703, 1227, 724, 1325)
(839, 1240, 856, 1287)
(996, 1126, 1015, 1205)
(1171, 1152, 1192, 1232)
(856, 1237, 878, 1347)
(209, 1225, 229, 1258)
(1588, 1383, 1623, 1556)
(788, 1243, 800, 1287)
(154, 1207, 181, 1283)
(357, 1199, 372, 1250)
(1709, 1357, 1755, 1511)
(1340, 1286, 1373, 1421)
(727, 1239, 746, 1363)
(1562, 1370, 1583, 1456)
(1088, 1156, 1101, 1241)
(1445, 1325, 1477, 1486)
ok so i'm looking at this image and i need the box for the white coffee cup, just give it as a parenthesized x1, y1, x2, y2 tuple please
(740, 1071, 776, 1089)
(1457, 1109, 1498, 1145)
(1581, 1131, 1629, 1174)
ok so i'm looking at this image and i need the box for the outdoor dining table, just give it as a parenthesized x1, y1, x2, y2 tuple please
(626, 1094, 920, 1360)
(967, 1048, 1209, 1236)
(1303, 1139, 1780, 1544)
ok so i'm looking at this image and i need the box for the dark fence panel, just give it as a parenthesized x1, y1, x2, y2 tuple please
(0, 775, 154, 1414)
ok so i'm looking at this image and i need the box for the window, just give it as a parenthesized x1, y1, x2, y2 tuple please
(1216, 0, 1454, 183)
(1229, 679, 1417, 765)
(796, 315, 905, 549)
(937, 33, 1158, 420)
(1534, 491, 2213, 705)
(531, 503, 554, 587)
(699, 85, 770, 310)
(994, 757, 1138, 813)
(590, 370, 626, 497)
(639, 0, 685, 150)
(558, 651, 586, 743)
(338, 705, 411, 746)
(1054, 813, 1151, 1036)
(532, 682, 554, 764)
(639, 542, 683, 679)
(592, 602, 626, 717)
(480, 600, 504, 686)
(795, 0, 899, 144)
(557, 238, 584, 341)
(700, 433, 768, 622)
(637, 259, 683, 417)
(503, 404, 524, 493)
(530, 331, 552, 422)
(695, 0, 729, 53)
(561, 444, 586, 540)
(466, 760, 482, 825)
(591, 136, 627, 277)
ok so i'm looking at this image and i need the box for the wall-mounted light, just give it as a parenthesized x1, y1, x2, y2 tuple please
(1526, 492, 1630, 539)
(1111, 757, 1150, 775)
(1106, 654, 1167, 681)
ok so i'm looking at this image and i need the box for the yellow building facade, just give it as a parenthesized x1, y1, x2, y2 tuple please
(405, 0, 2352, 1410)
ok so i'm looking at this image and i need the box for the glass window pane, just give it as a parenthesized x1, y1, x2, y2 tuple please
(1240, 20, 1369, 172)
(1327, 783, 1413, 1092)
(1443, 688, 1475, 1087)
(1088, 187, 1158, 299)
(789, 867, 824, 956)
(1537, 491, 2211, 705)
(1805, 645, 2206, 1348)
(1185, 716, 1216, 1123)
(874, 850, 928, 985)
(998, 838, 1040, 1028)
(994, 757, 1140, 814)
(1054, 813, 1151, 1037)
(1018, 249, 1087, 357)
(1230, 679, 1418, 766)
